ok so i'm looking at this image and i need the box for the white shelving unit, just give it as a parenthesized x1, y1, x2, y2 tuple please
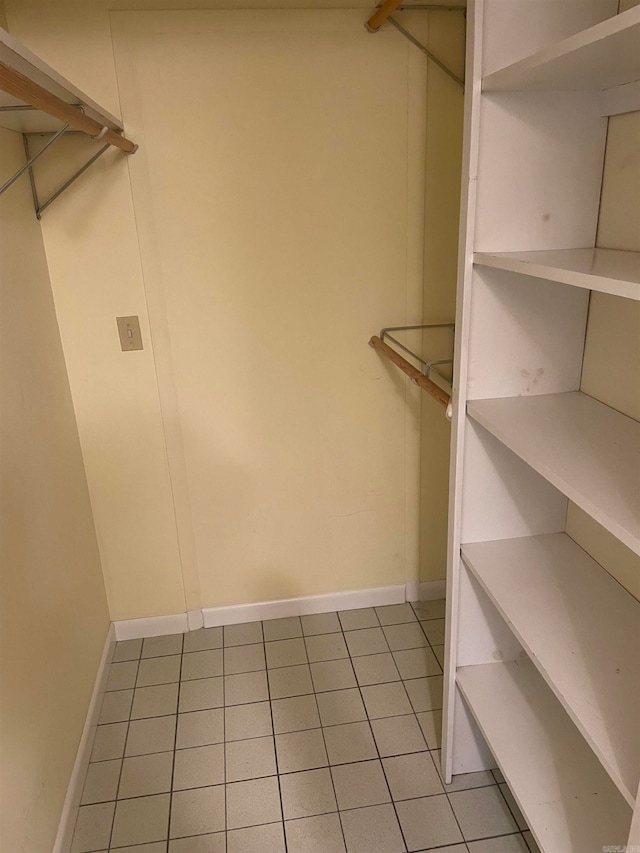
(474, 248, 640, 300)
(443, 3, 640, 851)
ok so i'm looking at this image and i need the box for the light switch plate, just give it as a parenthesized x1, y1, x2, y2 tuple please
(116, 316, 143, 351)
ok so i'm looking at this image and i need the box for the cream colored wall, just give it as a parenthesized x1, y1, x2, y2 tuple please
(5, 3, 449, 615)
(566, 109, 640, 602)
(418, 10, 465, 583)
(112, 9, 425, 607)
(0, 128, 109, 853)
(5, 2, 189, 621)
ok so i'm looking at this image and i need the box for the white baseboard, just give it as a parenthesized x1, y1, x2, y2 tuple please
(114, 612, 189, 641)
(202, 584, 407, 628)
(419, 579, 446, 600)
(112, 581, 447, 638)
(54, 623, 115, 853)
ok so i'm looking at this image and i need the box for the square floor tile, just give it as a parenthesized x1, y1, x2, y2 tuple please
(98, 689, 133, 724)
(183, 626, 222, 653)
(493, 767, 506, 784)
(173, 743, 224, 790)
(468, 835, 530, 853)
(136, 655, 181, 687)
(113, 639, 143, 662)
(304, 633, 348, 663)
(421, 618, 445, 646)
(340, 803, 405, 853)
(361, 682, 412, 719)
(225, 701, 273, 741)
(111, 794, 170, 848)
(404, 676, 443, 713)
(322, 722, 377, 765)
(266, 638, 307, 669)
(449, 785, 518, 840)
(309, 659, 356, 693)
(91, 722, 127, 761)
(285, 813, 345, 853)
(70, 802, 115, 853)
(275, 728, 328, 773)
(106, 661, 138, 692)
(125, 714, 176, 757)
(227, 822, 286, 853)
(181, 650, 223, 681)
(225, 643, 266, 674)
(224, 621, 263, 647)
(352, 653, 400, 687)
(263, 616, 303, 642)
(131, 684, 179, 720)
(225, 670, 269, 705)
(375, 603, 417, 626)
(301, 612, 341, 636)
(271, 694, 320, 734)
(413, 599, 445, 620)
(142, 634, 183, 658)
(431, 750, 495, 792)
(315, 689, 366, 727)
(80, 759, 121, 805)
(370, 715, 427, 757)
(344, 628, 388, 658)
(338, 608, 378, 631)
(280, 767, 337, 819)
(226, 776, 282, 829)
(331, 759, 390, 810)
(176, 708, 224, 749)
(416, 709, 442, 750)
(169, 832, 226, 853)
(393, 648, 441, 680)
(383, 623, 427, 651)
(433, 644, 445, 667)
(118, 751, 173, 799)
(396, 794, 463, 851)
(268, 664, 313, 699)
(179, 676, 223, 712)
(382, 752, 443, 800)
(170, 785, 225, 838)
(226, 736, 276, 781)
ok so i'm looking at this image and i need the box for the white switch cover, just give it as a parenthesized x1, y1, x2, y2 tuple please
(116, 316, 143, 351)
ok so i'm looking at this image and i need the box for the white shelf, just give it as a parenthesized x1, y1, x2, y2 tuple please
(0, 27, 123, 134)
(474, 248, 640, 301)
(467, 392, 640, 555)
(483, 7, 640, 93)
(456, 660, 631, 853)
(461, 533, 640, 806)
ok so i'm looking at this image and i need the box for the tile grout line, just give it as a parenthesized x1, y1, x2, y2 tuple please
(303, 624, 350, 853)
(163, 631, 185, 853)
(105, 643, 142, 851)
(260, 619, 289, 853)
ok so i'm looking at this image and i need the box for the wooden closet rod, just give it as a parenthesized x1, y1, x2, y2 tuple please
(369, 335, 451, 408)
(366, 0, 404, 31)
(0, 60, 136, 153)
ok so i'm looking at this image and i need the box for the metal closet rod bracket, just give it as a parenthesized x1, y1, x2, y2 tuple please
(369, 322, 455, 412)
(0, 103, 136, 217)
(22, 130, 113, 219)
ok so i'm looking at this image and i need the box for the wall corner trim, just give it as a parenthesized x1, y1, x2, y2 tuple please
(111, 581, 447, 639)
(53, 623, 116, 853)
(113, 612, 189, 641)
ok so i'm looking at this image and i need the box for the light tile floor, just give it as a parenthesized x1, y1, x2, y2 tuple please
(71, 601, 540, 853)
